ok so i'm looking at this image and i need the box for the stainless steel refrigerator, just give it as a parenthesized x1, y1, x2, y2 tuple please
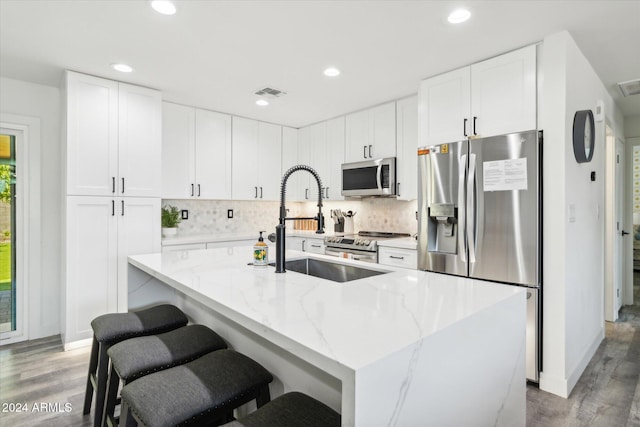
(417, 129, 541, 382)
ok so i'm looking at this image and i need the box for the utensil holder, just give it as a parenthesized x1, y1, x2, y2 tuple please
(334, 223, 344, 232)
(344, 217, 354, 234)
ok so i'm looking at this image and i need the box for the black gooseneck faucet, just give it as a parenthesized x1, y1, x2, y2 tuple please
(275, 165, 324, 273)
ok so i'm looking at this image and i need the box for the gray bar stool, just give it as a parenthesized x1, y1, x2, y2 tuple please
(83, 304, 188, 427)
(120, 349, 273, 427)
(221, 392, 341, 427)
(102, 324, 228, 427)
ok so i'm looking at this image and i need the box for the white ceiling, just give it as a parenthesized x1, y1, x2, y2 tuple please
(1, 0, 639, 128)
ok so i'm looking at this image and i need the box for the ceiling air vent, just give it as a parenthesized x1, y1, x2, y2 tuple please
(618, 79, 640, 97)
(254, 87, 287, 98)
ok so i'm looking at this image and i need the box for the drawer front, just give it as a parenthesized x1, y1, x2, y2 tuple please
(305, 238, 326, 254)
(378, 247, 417, 269)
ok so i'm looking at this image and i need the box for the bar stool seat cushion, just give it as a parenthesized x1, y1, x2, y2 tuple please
(107, 324, 228, 381)
(121, 350, 273, 427)
(91, 304, 188, 344)
(222, 392, 341, 427)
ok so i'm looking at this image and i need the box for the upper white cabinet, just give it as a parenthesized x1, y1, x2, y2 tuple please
(419, 45, 536, 146)
(232, 117, 282, 200)
(65, 71, 161, 197)
(281, 126, 308, 202)
(396, 96, 418, 200)
(162, 102, 232, 199)
(305, 117, 345, 201)
(345, 101, 396, 162)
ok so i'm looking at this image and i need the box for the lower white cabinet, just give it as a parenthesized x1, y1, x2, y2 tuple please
(63, 196, 160, 346)
(378, 246, 417, 269)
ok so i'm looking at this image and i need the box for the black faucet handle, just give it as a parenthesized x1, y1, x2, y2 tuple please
(267, 232, 276, 243)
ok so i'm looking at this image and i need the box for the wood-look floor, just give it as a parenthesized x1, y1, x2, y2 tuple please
(1, 283, 639, 427)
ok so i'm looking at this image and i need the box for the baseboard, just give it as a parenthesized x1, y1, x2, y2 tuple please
(539, 327, 604, 398)
(63, 337, 92, 351)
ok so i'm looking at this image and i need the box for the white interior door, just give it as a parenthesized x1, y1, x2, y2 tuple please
(615, 139, 624, 312)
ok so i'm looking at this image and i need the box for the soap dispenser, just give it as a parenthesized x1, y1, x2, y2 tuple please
(253, 231, 269, 266)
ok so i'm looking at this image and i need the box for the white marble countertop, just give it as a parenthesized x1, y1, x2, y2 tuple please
(162, 230, 342, 246)
(128, 247, 523, 372)
(377, 236, 418, 250)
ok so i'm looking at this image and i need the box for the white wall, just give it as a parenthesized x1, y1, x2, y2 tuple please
(539, 31, 625, 397)
(625, 115, 640, 138)
(0, 77, 61, 339)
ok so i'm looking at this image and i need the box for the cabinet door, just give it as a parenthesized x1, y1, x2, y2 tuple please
(369, 101, 396, 159)
(471, 45, 536, 138)
(286, 236, 305, 252)
(326, 117, 345, 200)
(297, 127, 312, 201)
(345, 109, 370, 162)
(195, 109, 232, 199)
(282, 126, 306, 201)
(162, 102, 196, 199)
(118, 83, 162, 197)
(117, 197, 161, 311)
(419, 67, 471, 146)
(257, 122, 282, 201)
(66, 196, 118, 342)
(308, 122, 329, 199)
(231, 117, 259, 200)
(396, 96, 418, 200)
(66, 72, 118, 196)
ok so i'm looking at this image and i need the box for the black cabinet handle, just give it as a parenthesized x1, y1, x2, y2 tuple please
(112, 177, 115, 193)
(260, 187, 263, 198)
(311, 244, 321, 248)
(463, 118, 468, 137)
(363, 145, 367, 159)
(121, 177, 125, 194)
(397, 182, 401, 197)
(111, 200, 115, 216)
(121, 200, 125, 216)
(390, 255, 405, 260)
(305, 188, 309, 199)
(473, 116, 477, 136)
(368, 145, 373, 158)
(254, 186, 258, 198)
(191, 184, 194, 197)
(198, 184, 201, 197)
(326, 187, 330, 198)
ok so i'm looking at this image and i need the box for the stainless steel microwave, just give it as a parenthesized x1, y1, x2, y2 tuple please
(341, 157, 396, 197)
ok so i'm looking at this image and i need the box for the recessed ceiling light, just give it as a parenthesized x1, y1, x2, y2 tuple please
(447, 8, 471, 24)
(151, 0, 177, 15)
(256, 99, 269, 107)
(111, 63, 134, 73)
(324, 67, 341, 77)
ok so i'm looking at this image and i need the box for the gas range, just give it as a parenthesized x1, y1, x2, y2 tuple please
(324, 231, 412, 253)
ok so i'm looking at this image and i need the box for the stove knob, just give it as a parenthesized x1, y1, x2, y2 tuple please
(364, 240, 371, 245)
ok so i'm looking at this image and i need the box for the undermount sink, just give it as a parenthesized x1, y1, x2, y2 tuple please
(269, 257, 389, 283)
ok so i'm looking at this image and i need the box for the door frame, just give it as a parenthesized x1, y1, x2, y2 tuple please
(624, 136, 640, 307)
(0, 114, 41, 345)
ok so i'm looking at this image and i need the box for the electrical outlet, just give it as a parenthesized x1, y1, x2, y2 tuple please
(181, 210, 189, 220)
(227, 209, 233, 219)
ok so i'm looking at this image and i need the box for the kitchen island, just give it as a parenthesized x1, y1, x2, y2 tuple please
(128, 247, 526, 426)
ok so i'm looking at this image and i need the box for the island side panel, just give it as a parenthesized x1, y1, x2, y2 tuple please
(128, 263, 347, 421)
(353, 292, 526, 427)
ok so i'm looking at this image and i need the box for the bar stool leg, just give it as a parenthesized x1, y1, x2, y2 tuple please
(83, 336, 99, 415)
(256, 385, 271, 408)
(94, 344, 110, 427)
(101, 363, 121, 427)
(120, 400, 138, 427)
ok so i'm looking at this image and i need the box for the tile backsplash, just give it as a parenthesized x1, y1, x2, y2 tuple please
(163, 198, 418, 237)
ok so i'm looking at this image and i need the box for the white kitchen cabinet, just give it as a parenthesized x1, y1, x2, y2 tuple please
(396, 96, 418, 200)
(378, 246, 417, 269)
(232, 117, 282, 201)
(304, 238, 326, 254)
(65, 71, 161, 197)
(303, 117, 345, 201)
(345, 101, 396, 162)
(206, 239, 255, 249)
(419, 45, 536, 146)
(281, 127, 306, 202)
(286, 236, 305, 252)
(162, 103, 232, 199)
(64, 196, 160, 345)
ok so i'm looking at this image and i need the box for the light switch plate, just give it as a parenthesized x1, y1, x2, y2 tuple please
(181, 210, 188, 220)
(228, 209, 233, 219)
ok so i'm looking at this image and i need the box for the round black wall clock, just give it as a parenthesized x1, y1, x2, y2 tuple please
(572, 109, 595, 163)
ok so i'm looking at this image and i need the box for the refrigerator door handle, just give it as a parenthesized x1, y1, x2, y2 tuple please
(458, 154, 467, 263)
(467, 153, 477, 263)
(376, 162, 382, 191)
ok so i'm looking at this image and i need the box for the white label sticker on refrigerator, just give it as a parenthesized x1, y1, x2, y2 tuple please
(483, 158, 528, 192)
